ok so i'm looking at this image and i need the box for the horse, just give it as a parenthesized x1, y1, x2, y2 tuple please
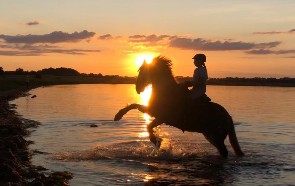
(114, 56, 244, 157)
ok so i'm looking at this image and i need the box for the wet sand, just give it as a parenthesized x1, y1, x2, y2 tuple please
(0, 88, 73, 185)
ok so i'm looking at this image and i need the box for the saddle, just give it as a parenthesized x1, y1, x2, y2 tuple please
(191, 94, 211, 105)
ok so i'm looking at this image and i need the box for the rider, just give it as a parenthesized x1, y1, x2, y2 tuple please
(185, 53, 211, 104)
(179, 53, 211, 125)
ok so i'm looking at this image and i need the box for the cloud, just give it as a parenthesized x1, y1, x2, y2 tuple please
(246, 49, 295, 55)
(246, 49, 274, 55)
(129, 34, 172, 43)
(0, 30, 95, 44)
(253, 29, 295, 35)
(98, 34, 113, 40)
(0, 43, 100, 56)
(0, 51, 31, 56)
(126, 34, 289, 55)
(26, 21, 39, 26)
(169, 37, 280, 51)
(255, 41, 281, 49)
(253, 31, 283, 35)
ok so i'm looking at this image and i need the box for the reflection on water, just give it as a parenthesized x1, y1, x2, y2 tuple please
(139, 85, 152, 124)
(138, 85, 152, 138)
(12, 84, 295, 185)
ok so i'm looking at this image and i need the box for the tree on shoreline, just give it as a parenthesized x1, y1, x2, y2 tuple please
(0, 67, 4, 77)
(37, 67, 80, 76)
(2, 66, 294, 86)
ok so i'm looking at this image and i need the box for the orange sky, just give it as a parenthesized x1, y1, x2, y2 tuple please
(1, 1, 295, 77)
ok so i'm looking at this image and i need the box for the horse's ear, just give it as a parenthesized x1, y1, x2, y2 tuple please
(138, 60, 147, 72)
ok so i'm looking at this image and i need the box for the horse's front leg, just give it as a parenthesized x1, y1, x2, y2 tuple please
(114, 103, 147, 121)
(147, 119, 163, 148)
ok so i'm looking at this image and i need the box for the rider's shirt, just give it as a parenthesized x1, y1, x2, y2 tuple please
(191, 66, 208, 99)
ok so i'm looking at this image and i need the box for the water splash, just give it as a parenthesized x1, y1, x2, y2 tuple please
(52, 139, 207, 163)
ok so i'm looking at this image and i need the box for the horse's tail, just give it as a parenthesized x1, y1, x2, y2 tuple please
(228, 116, 245, 156)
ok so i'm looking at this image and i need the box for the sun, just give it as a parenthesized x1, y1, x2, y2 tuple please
(135, 53, 156, 68)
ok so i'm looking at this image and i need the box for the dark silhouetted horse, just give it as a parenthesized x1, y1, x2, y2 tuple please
(114, 56, 244, 157)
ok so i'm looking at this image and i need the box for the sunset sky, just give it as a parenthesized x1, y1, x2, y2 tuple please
(1, 0, 294, 77)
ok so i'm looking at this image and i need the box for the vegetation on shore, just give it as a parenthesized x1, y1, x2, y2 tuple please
(0, 90, 73, 185)
(1, 67, 294, 91)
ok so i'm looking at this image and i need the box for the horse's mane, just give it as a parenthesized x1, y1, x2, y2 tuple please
(151, 55, 174, 78)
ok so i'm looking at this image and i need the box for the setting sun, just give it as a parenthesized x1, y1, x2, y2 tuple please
(135, 53, 156, 68)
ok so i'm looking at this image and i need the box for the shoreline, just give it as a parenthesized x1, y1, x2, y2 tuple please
(1, 76, 295, 93)
(0, 88, 73, 185)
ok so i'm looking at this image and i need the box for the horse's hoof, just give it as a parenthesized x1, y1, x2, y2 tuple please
(114, 109, 126, 121)
(150, 135, 162, 149)
(155, 138, 162, 149)
(114, 110, 124, 121)
(114, 113, 122, 121)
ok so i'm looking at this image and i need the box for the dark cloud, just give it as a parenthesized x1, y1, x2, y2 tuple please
(98, 34, 113, 40)
(253, 31, 283, 35)
(253, 29, 295, 35)
(246, 49, 274, 55)
(255, 41, 281, 49)
(0, 51, 32, 56)
(127, 34, 288, 55)
(26, 21, 39, 26)
(129, 34, 172, 43)
(169, 37, 280, 51)
(0, 43, 100, 56)
(0, 30, 95, 44)
(246, 49, 295, 55)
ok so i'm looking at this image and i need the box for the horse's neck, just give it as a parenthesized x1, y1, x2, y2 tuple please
(151, 77, 178, 100)
(148, 76, 185, 123)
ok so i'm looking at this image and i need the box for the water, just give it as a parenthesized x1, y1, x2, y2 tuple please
(12, 84, 295, 185)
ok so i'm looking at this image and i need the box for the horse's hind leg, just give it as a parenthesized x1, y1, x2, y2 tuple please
(203, 133, 228, 157)
(215, 141, 228, 157)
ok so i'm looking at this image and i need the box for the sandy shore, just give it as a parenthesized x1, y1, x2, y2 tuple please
(0, 88, 73, 185)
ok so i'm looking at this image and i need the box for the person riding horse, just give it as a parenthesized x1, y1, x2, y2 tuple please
(114, 56, 244, 157)
(180, 54, 211, 125)
(184, 53, 211, 104)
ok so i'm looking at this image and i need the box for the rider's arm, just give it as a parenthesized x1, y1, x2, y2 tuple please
(183, 77, 206, 88)
(193, 76, 206, 87)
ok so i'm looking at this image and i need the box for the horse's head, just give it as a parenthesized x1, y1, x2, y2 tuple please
(136, 56, 174, 94)
(136, 60, 151, 94)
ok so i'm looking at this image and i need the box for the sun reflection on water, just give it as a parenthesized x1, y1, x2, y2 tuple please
(143, 174, 154, 182)
(140, 85, 152, 107)
(137, 85, 152, 138)
(140, 85, 152, 124)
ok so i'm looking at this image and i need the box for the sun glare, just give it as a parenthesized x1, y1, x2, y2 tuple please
(140, 85, 152, 106)
(135, 53, 155, 68)
(140, 85, 152, 123)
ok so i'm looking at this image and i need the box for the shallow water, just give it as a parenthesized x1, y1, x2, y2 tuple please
(12, 84, 295, 185)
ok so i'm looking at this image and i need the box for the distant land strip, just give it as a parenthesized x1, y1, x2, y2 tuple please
(0, 67, 294, 91)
